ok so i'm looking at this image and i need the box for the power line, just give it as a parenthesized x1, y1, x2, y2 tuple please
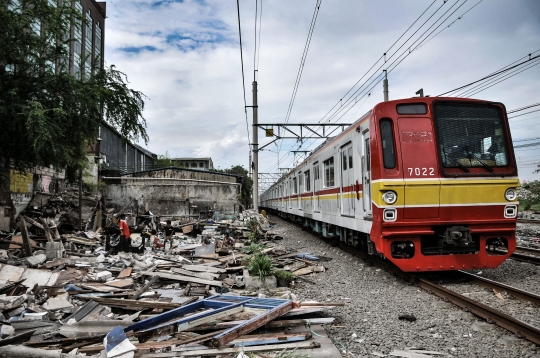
(236, 0, 251, 147)
(417, 0, 483, 50)
(438, 51, 540, 96)
(256, 0, 263, 74)
(279, 0, 323, 152)
(508, 102, 540, 114)
(509, 108, 540, 119)
(460, 56, 540, 97)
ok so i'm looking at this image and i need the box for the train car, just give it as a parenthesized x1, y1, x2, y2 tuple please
(260, 97, 519, 272)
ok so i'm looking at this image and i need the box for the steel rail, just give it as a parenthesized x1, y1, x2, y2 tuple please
(515, 246, 540, 256)
(517, 219, 540, 225)
(510, 252, 540, 265)
(457, 271, 540, 306)
(337, 243, 540, 346)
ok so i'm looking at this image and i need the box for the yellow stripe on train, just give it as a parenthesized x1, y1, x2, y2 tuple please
(372, 178, 520, 207)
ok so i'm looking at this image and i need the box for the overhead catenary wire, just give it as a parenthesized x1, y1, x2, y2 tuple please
(268, 0, 477, 175)
(236, 0, 251, 147)
(438, 52, 540, 97)
(508, 102, 540, 114)
(278, 0, 323, 153)
(459, 56, 540, 97)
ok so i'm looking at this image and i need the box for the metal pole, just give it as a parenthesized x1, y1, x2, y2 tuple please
(79, 169, 83, 230)
(383, 70, 389, 102)
(252, 80, 258, 212)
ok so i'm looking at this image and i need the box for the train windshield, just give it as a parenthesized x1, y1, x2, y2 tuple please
(433, 102, 509, 171)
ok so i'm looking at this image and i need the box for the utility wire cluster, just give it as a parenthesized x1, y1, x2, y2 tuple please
(262, 0, 485, 181)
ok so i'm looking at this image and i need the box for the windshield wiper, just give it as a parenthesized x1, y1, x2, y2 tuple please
(443, 153, 469, 172)
(468, 152, 494, 172)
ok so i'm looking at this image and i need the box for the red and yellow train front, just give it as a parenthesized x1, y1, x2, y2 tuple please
(369, 98, 519, 272)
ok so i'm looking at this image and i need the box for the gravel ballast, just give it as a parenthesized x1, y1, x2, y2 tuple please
(267, 214, 540, 357)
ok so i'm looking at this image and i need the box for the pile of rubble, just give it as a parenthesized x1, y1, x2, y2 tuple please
(0, 209, 341, 357)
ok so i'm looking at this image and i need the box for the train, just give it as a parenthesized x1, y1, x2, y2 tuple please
(260, 97, 520, 272)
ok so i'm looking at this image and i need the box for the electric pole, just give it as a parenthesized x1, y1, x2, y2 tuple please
(252, 80, 258, 212)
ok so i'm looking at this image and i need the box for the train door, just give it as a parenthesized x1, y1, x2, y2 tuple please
(362, 131, 372, 218)
(341, 143, 354, 216)
(397, 117, 440, 218)
(313, 162, 320, 212)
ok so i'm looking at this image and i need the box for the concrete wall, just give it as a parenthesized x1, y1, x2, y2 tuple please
(102, 168, 241, 218)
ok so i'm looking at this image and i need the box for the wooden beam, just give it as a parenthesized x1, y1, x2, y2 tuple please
(169, 267, 219, 280)
(138, 341, 321, 357)
(140, 271, 222, 287)
(131, 276, 159, 300)
(38, 218, 53, 242)
(180, 265, 226, 274)
(19, 216, 33, 257)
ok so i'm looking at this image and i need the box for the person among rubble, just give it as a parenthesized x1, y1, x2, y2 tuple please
(152, 230, 164, 249)
(223, 232, 235, 247)
(163, 220, 175, 251)
(119, 214, 131, 251)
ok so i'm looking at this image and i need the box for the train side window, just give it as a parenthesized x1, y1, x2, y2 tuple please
(323, 157, 335, 187)
(293, 177, 297, 194)
(380, 119, 396, 169)
(342, 151, 347, 170)
(305, 170, 311, 191)
(348, 147, 353, 168)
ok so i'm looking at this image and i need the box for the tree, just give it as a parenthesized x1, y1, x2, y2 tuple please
(0, 0, 148, 173)
(213, 165, 252, 210)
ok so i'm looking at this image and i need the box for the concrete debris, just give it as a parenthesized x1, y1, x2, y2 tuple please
(0, 209, 339, 357)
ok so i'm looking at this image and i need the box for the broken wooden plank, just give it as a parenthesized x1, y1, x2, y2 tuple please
(18, 217, 33, 257)
(140, 271, 223, 287)
(81, 297, 182, 310)
(139, 341, 321, 357)
(181, 264, 226, 274)
(132, 276, 159, 300)
(103, 278, 133, 289)
(117, 267, 133, 279)
(38, 217, 54, 243)
(169, 267, 219, 280)
(231, 332, 311, 347)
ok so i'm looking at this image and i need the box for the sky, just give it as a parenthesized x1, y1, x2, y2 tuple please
(104, 0, 540, 186)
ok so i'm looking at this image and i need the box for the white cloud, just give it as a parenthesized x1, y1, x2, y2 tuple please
(104, 0, 540, 181)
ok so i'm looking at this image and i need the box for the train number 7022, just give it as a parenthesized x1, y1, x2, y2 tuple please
(407, 167, 435, 176)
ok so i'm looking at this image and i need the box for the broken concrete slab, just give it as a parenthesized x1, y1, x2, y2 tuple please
(42, 293, 73, 311)
(26, 254, 47, 267)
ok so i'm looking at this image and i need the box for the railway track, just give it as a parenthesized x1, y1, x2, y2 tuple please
(337, 243, 540, 346)
(517, 218, 540, 225)
(491, 246, 540, 265)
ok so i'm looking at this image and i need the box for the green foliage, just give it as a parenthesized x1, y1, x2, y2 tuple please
(154, 151, 172, 168)
(0, 0, 147, 173)
(243, 243, 264, 255)
(246, 218, 259, 232)
(520, 180, 540, 211)
(273, 349, 310, 358)
(247, 253, 274, 281)
(274, 270, 295, 283)
(212, 165, 252, 209)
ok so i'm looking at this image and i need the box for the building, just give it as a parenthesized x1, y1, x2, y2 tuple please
(171, 158, 214, 170)
(102, 168, 241, 219)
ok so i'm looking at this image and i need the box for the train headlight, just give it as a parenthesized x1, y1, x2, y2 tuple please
(382, 191, 397, 205)
(505, 188, 517, 201)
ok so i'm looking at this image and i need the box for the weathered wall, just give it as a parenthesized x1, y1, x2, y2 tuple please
(102, 168, 241, 218)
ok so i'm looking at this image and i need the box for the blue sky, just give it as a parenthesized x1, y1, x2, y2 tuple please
(104, 0, 540, 183)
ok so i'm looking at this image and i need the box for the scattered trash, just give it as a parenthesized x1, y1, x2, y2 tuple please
(0, 209, 339, 356)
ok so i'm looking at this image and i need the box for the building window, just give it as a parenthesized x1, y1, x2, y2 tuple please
(304, 170, 311, 192)
(84, 10, 93, 79)
(94, 21, 102, 70)
(323, 157, 334, 187)
(73, 2, 83, 79)
(199, 163, 204, 168)
(191, 163, 197, 168)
